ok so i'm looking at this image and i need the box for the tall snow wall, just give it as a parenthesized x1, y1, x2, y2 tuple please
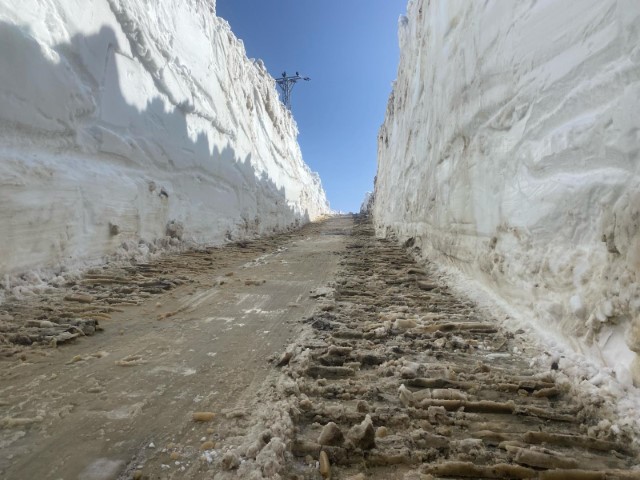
(0, 0, 329, 281)
(374, 0, 640, 383)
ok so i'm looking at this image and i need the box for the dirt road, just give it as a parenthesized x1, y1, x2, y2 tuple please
(0, 216, 352, 479)
(1, 216, 639, 480)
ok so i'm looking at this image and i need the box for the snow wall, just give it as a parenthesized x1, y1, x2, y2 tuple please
(374, 0, 640, 384)
(0, 0, 329, 281)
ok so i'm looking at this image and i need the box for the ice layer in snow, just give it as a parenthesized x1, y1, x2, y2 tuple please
(374, 0, 640, 384)
(0, 0, 329, 282)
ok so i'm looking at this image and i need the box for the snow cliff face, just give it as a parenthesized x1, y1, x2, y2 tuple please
(0, 0, 329, 281)
(359, 192, 374, 216)
(375, 0, 640, 383)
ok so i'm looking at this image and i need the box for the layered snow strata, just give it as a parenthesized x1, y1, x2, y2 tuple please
(375, 0, 640, 383)
(0, 0, 329, 282)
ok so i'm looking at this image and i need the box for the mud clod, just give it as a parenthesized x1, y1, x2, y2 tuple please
(319, 450, 331, 478)
(220, 450, 240, 470)
(346, 414, 375, 450)
(200, 440, 216, 450)
(318, 422, 344, 446)
(192, 412, 216, 422)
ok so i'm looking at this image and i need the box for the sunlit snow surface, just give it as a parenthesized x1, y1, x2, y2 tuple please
(0, 0, 329, 281)
(374, 0, 640, 385)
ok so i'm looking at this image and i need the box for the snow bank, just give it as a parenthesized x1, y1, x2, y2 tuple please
(374, 0, 640, 384)
(0, 0, 329, 282)
(359, 191, 374, 215)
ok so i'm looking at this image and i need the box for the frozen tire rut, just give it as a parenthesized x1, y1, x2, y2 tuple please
(278, 218, 640, 479)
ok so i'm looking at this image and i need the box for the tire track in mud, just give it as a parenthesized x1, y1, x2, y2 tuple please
(0, 231, 305, 355)
(279, 218, 640, 479)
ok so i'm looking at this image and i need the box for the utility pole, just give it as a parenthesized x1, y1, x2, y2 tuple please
(275, 71, 310, 110)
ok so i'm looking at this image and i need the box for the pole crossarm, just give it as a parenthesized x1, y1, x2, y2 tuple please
(275, 71, 310, 110)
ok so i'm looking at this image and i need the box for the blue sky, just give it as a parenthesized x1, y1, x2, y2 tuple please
(216, 1, 406, 213)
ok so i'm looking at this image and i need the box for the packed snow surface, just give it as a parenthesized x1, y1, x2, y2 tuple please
(0, 0, 329, 283)
(374, 0, 640, 384)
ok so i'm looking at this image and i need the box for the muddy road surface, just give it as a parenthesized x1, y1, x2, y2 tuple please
(0, 217, 351, 479)
(277, 220, 639, 479)
(1, 216, 639, 480)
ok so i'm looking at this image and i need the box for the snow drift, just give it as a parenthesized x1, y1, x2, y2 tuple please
(0, 0, 329, 283)
(374, 0, 640, 383)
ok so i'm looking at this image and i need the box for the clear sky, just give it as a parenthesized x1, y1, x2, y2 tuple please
(216, 1, 406, 213)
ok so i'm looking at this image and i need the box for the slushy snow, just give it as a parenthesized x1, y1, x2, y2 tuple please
(374, 0, 640, 385)
(0, 0, 329, 286)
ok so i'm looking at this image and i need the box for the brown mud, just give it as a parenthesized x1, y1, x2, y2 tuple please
(277, 218, 639, 480)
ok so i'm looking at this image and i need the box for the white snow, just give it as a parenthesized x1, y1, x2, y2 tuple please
(374, 0, 640, 384)
(0, 0, 329, 284)
(359, 191, 373, 215)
